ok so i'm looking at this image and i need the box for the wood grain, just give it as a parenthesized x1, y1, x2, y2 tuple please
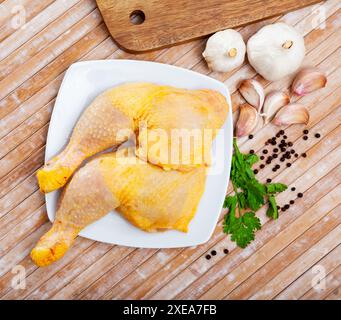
(96, 0, 322, 51)
(0, 0, 340, 300)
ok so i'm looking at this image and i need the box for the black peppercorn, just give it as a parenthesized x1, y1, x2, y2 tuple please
(275, 164, 280, 169)
(298, 193, 303, 198)
(295, 153, 299, 158)
(287, 163, 291, 167)
(260, 164, 265, 169)
(250, 149, 255, 154)
(290, 200, 295, 205)
(302, 153, 307, 158)
(266, 159, 271, 164)
(280, 130, 285, 135)
(281, 147, 286, 152)
(271, 141, 276, 145)
(288, 142, 293, 147)
(276, 133, 281, 138)
(290, 149, 295, 154)
(274, 148, 279, 153)
(284, 204, 290, 210)
(280, 158, 285, 162)
(291, 187, 296, 191)
(315, 133, 321, 138)
(260, 156, 265, 160)
(267, 178, 272, 183)
(254, 169, 258, 174)
(206, 254, 211, 260)
(223, 249, 229, 254)
(211, 250, 217, 256)
(283, 135, 287, 139)
(249, 134, 254, 139)
(268, 156, 273, 161)
(273, 154, 278, 159)
(282, 207, 286, 212)
(263, 149, 268, 154)
(303, 136, 308, 140)
(272, 168, 277, 172)
(303, 129, 309, 134)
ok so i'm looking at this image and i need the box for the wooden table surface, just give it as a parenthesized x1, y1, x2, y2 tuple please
(0, 0, 340, 300)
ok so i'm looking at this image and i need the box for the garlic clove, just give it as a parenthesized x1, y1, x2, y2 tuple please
(238, 116, 263, 144)
(263, 91, 290, 124)
(272, 103, 309, 126)
(238, 79, 265, 112)
(236, 103, 258, 137)
(292, 67, 327, 96)
(253, 115, 264, 133)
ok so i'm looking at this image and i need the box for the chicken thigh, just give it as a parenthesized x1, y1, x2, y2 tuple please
(31, 149, 206, 266)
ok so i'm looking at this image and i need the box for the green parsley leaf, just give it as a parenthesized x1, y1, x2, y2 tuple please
(224, 211, 261, 248)
(266, 183, 287, 194)
(244, 153, 259, 167)
(266, 195, 279, 219)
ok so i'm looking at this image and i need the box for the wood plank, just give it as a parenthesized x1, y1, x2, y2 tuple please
(275, 244, 341, 299)
(0, 0, 97, 81)
(250, 231, 341, 299)
(300, 262, 341, 299)
(0, 0, 55, 43)
(325, 285, 341, 300)
(226, 209, 341, 299)
(0, 9, 103, 102)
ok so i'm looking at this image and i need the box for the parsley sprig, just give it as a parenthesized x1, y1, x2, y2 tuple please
(223, 138, 287, 248)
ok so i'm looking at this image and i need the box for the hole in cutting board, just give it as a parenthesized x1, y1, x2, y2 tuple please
(129, 10, 145, 25)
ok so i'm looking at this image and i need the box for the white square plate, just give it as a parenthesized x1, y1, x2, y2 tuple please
(45, 60, 233, 248)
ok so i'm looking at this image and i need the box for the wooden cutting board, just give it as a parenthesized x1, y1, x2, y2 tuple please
(96, 0, 322, 52)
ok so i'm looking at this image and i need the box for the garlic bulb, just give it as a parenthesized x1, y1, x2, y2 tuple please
(236, 103, 258, 137)
(263, 91, 290, 124)
(272, 103, 309, 126)
(247, 23, 305, 81)
(238, 79, 265, 112)
(292, 67, 327, 96)
(203, 29, 246, 72)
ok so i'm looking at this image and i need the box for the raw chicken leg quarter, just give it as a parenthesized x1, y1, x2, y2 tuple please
(32, 79, 229, 266)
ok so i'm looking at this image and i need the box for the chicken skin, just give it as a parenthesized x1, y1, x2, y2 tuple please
(31, 149, 206, 266)
(37, 83, 228, 193)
